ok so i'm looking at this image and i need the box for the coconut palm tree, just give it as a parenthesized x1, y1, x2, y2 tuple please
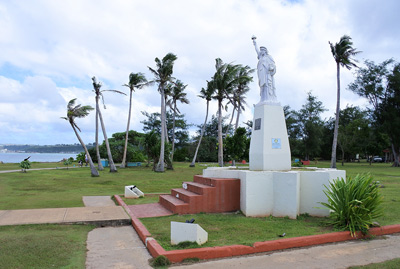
(120, 72, 150, 168)
(329, 35, 360, 168)
(190, 81, 214, 167)
(148, 53, 178, 172)
(92, 76, 125, 173)
(233, 65, 253, 131)
(167, 79, 189, 163)
(211, 58, 241, 167)
(61, 98, 99, 177)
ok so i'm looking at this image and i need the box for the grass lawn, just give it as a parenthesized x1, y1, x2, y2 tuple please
(140, 213, 332, 251)
(0, 224, 95, 269)
(0, 162, 204, 209)
(0, 160, 399, 265)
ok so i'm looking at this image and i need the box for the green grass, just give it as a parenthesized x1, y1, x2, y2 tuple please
(349, 258, 400, 268)
(141, 213, 332, 250)
(0, 162, 204, 210)
(0, 224, 95, 269)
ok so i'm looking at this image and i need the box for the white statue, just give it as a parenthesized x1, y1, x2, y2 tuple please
(252, 36, 277, 104)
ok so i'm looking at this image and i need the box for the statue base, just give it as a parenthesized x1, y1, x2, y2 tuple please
(249, 103, 291, 171)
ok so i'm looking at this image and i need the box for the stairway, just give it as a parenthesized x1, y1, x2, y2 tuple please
(159, 175, 240, 215)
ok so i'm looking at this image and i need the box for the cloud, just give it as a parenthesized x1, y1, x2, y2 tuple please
(0, 0, 399, 145)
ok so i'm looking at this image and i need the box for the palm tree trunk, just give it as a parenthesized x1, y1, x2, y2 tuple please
(391, 142, 399, 167)
(98, 107, 117, 172)
(218, 99, 224, 167)
(164, 95, 169, 143)
(190, 101, 209, 167)
(156, 89, 165, 172)
(71, 123, 99, 177)
(120, 90, 133, 168)
(95, 98, 104, 171)
(235, 107, 241, 132)
(228, 107, 235, 132)
(170, 102, 177, 163)
(330, 62, 340, 169)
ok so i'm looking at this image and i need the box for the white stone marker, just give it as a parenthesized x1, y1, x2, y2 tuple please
(171, 221, 208, 245)
(124, 185, 144, 199)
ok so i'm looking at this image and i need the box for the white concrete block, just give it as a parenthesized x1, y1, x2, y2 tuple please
(249, 104, 291, 171)
(124, 185, 144, 199)
(273, 172, 300, 219)
(240, 171, 274, 216)
(299, 169, 346, 217)
(171, 221, 208, 245)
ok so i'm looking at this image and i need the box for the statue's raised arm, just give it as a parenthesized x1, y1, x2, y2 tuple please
(252, 35, 260, 58)
(251, 36, 278, 104)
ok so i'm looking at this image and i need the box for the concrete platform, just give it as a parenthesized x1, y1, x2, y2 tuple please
(127, 203, 173, 218)
(83, 196, 116, 207)
(0, 206, 130, 226)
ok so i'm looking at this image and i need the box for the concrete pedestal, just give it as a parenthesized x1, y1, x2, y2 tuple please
(203, 167, 345, 219)
(249, 103, 291, 171)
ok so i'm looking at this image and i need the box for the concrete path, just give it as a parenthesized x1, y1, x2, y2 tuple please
(86, 226, 152, 269)
(83, 196, 116, 207)
(0, 206, 130, 226)
(177, 234, 400, 268)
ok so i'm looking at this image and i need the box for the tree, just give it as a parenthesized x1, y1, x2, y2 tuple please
(167, 80, 189, 164)
(92, 76, 125, 172)
(19, 160, 31, 173)
(225, 127, 248, 166)
(211, 58, 241, 166)
(349, 59, 400, 166)
(120, 72, 150, 168)
(61, 98, 99, 177)
(190, 82, 214, 167)
(337, 106, 369, 165)
(148, 53, 178, 172)
(232, 65, 254, 131)
(296, 92, 327, 161)
(329, 35, 360, 168)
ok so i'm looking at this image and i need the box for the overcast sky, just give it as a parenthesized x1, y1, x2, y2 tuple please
(0, 0, 399, 145)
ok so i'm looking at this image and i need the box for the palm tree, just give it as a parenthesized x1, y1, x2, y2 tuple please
(92, 76, 125, 173)
(167, 79, 189, 163)
(233, 65, 253, 131)
(61, 99, 99, 177)
(329, 35, 360, 168)
(211, 58, 241, 167)
(190, 81, 214, 167)
(148, 53, 178, 172)
(120, 72, 150, 168)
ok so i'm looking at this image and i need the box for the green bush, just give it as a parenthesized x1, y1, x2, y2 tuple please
(320, 173, 383, 237)
(19, 160, 31, 172)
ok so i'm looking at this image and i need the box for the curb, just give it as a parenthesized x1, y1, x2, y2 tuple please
(114, 195, 400, 263)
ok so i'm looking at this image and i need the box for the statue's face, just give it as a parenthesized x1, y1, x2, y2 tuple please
(260, 48, 268, 56)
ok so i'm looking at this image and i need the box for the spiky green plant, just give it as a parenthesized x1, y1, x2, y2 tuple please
(320, 173, 383, 237)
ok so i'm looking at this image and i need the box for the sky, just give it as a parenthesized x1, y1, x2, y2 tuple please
(0, 0, 399, 145)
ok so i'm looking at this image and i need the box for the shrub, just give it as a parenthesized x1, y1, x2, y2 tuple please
(320, 173, 383, 237)
(19, 160, 31, 172)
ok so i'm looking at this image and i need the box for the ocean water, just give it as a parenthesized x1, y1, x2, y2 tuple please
(0, 152, 79, 163)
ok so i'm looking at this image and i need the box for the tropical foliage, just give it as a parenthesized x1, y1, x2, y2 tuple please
(320, 173, 383, 236)
(329, 35, 360, 168)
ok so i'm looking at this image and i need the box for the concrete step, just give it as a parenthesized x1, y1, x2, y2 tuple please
(193, 175, 215, 186)
(171, 188, 202, 204)
(159, 195, 189, 214)
(185, 181, 215, 195)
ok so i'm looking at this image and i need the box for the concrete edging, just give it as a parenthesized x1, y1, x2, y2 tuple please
(114, 195, 400, 263)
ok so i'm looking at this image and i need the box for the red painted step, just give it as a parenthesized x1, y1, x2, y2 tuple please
(159, 175, 240, 215)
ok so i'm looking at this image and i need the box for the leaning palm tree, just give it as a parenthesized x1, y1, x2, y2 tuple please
(167, 79, 189, 163)
(61, 98, 99, 177)
(190, 81, 214, 167)
(211, 58, 241, 167)
(120, 72, 150, 168)
(233, 65, 253, 131)
(148, 53, 178, 172)
(329, 35, 360, 168)
(92, 76, 125, 173)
